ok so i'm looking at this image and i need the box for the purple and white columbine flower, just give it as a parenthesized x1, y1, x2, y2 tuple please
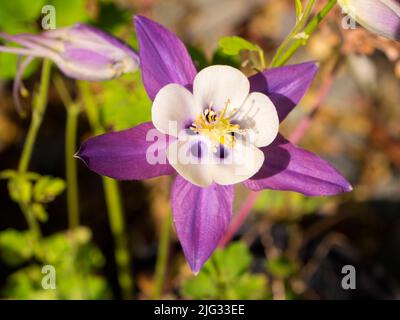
(0, 24, 139, 111)
(76, 16, 352, 273)
(339, 0, 400, 41)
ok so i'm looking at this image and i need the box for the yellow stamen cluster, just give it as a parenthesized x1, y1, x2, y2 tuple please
(190, 100, 243, 151)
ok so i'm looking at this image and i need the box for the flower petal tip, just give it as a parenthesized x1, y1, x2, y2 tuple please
(74, 146, 88, 165)
(345, 183, 354, 193)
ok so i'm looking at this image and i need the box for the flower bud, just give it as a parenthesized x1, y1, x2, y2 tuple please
(0, 23, 139, 81)
(338, 0, 400, 41)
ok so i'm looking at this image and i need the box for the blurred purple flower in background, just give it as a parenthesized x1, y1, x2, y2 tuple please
(339, 0, 400, 40)
(76, 16, 352, 273)
(0, 24, 139, 111)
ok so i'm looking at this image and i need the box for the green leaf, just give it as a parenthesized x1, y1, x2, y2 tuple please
(182, 241, 269, 299)
(212, 48, 240, 68)
(266, 256, 296, 279)
(0, 170, 17, 180)
(33, 176, 66, 203)
(181, 270, 220, 299)
(213, 241, 252, 278)
(31, 203, 48, 222)
(0, 229, 34, 266)
(228, 273, 268, 299)
(8, 177, 32, 203)
(218, 36, 260, 56)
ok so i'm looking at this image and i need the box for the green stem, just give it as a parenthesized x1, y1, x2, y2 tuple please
(16, 59, 52, 243)
(78, 81, 133, 299)
(20, 203, 42, 241)
(270, 0, 316, 67)
(153, 212, 172, 299)
(18, 59, 52, 173)
(54, 76, 81, 229)
(65, 107, 80, 229)
(272, 0, 337, 67)
(102, 177, 132, 298)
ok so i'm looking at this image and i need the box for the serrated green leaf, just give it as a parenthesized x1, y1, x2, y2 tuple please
(228, 273, 268, 299)
(181, 241, 268, 299)
(213, 241, 252, 278)
(181, 270, 219, 299)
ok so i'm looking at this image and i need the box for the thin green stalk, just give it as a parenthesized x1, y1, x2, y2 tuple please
(65, 107, 80, 229)
(153, 212, 172, 299)
(18, 59, 52, 173)
(273, 0, 337, 67)
(20, 203, 42, 240)
(102, 177, 132, 297)
(54, 76, 81, 229)
(270, 0, 316, 67)
(78, 81, 133, 299)
(17, 59, 52, 243)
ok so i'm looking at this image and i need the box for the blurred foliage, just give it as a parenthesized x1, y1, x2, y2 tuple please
(1, 170, 65, 223)
(0, 227, 109, 299)
(49, 0, 90, 27)
(254, 190, 329, 220)
(219, 36, 261, 56)
(266, 256, 297, 280)
(98, 72, 152, 131)
(0, 0, 90, 79)
(182, 242, 269, 300)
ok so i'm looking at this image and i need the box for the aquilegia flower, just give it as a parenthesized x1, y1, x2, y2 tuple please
(338, 0, 400, 41)
(76, 16, 352, 273)
(0, 24, 139, 111)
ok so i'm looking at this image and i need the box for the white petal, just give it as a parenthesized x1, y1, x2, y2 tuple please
(152, 84, 201, 137)
(234, 92, 279, 147)
(193, 65, 250, 113)
(210, 141, 265, 185)
(167, 137, 214, 187)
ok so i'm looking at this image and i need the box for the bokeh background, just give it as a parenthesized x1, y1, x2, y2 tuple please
(1, 0, 400, 300)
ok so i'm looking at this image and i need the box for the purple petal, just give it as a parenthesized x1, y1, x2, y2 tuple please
(244, 134, 352, 196)
(249, 62, 318, 122)
(171, 176, 234, 273)
(76, 122, 175, 180)
(134, 15, 197, 101)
